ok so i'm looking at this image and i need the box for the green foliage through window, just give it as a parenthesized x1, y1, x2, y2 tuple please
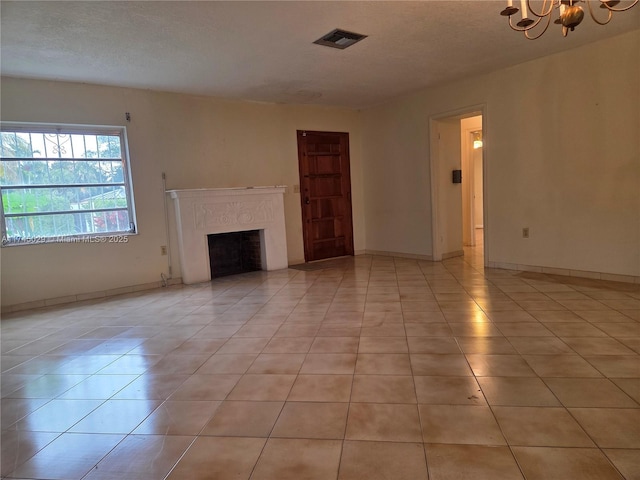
(0, 125, 136, 244)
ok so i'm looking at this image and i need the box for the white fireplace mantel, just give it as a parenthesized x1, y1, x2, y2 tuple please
(167, 186, 288, 284)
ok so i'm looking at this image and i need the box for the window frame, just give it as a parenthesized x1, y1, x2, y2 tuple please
(0, 122, 138, 246)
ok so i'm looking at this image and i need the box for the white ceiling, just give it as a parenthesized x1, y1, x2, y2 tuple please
(2, 1, 639, 109)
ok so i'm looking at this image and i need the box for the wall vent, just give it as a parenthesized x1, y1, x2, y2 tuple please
(313, 28, 367, 50)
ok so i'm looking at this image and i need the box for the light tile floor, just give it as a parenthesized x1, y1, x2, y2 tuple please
(1, 243, 639, 479)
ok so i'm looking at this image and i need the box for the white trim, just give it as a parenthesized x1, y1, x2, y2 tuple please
(364, 249, 433, 261)
(1, 277, 183, 314)
(487, 261, 640, 285)
(0, 121, 125, 135)
(441, 249, 464, 260)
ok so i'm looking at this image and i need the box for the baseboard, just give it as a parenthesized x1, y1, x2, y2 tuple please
(2, 277, 184, 314)
(364, 249, 433, 261)
(487, 261, 640, 285)
(442, 250, 464, 260)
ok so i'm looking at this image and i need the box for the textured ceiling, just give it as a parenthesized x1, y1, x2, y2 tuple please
(1, 1, 639, 108)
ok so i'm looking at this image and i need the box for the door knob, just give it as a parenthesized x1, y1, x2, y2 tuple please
(305, 197, 310, 205)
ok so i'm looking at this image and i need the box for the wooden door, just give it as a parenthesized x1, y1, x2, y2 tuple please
(297, 130, 354, 262)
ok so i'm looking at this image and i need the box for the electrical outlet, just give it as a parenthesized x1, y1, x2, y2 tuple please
(522, 228, 529, 238)
(160, 245, 167, 255)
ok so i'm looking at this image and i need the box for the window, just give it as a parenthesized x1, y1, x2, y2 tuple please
(0, 123, 137, 245)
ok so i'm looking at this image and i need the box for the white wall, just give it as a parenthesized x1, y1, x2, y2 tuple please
(361, 97, 433, 256)
(362, 30, 640, 277)
(0, 78, 365, 306)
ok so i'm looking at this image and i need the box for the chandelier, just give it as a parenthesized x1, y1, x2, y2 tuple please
(500, 0, 639, 39)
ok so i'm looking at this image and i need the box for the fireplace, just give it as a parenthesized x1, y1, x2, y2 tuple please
(167, 186, 288, 284)
(208, 230, 262, 278)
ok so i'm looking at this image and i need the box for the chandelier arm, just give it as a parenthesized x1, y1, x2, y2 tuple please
(586, 0, 614, 24)
(508, 14, 544, 31)
(524, 12, 554, 39)
(601, 0, 639, 11)
(501, 0, 637, 38)
(526, 0, 556, 18)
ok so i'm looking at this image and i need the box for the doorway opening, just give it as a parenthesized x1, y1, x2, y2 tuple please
(429, 108, 486, 265)
(461, 116, 484, 248)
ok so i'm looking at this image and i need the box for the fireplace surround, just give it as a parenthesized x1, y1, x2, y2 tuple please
(167, 186, 288, 284)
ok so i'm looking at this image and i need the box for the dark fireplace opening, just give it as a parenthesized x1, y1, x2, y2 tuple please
(208, 230, 262, 279)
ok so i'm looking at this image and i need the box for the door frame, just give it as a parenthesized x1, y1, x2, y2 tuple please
(429, 104, 488, 265)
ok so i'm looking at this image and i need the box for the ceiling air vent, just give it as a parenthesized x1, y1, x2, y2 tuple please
(313, 28, 367, 50)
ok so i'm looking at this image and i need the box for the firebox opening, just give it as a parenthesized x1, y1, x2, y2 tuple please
(208, 230, 262, 279)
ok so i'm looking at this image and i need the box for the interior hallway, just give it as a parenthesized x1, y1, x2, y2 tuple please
(1, 243, 639, 479)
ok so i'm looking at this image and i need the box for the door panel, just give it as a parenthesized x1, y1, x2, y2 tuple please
(297, 130, 354, 262)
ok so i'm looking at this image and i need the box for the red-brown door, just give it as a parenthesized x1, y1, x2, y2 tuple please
(297, 130, 354, 262)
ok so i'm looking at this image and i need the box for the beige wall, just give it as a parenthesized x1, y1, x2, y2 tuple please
(2, 30, 638, 307)
(1, 79, 365, 306)
(362, 30, 639, 277)
(361, 97, 433, 256)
